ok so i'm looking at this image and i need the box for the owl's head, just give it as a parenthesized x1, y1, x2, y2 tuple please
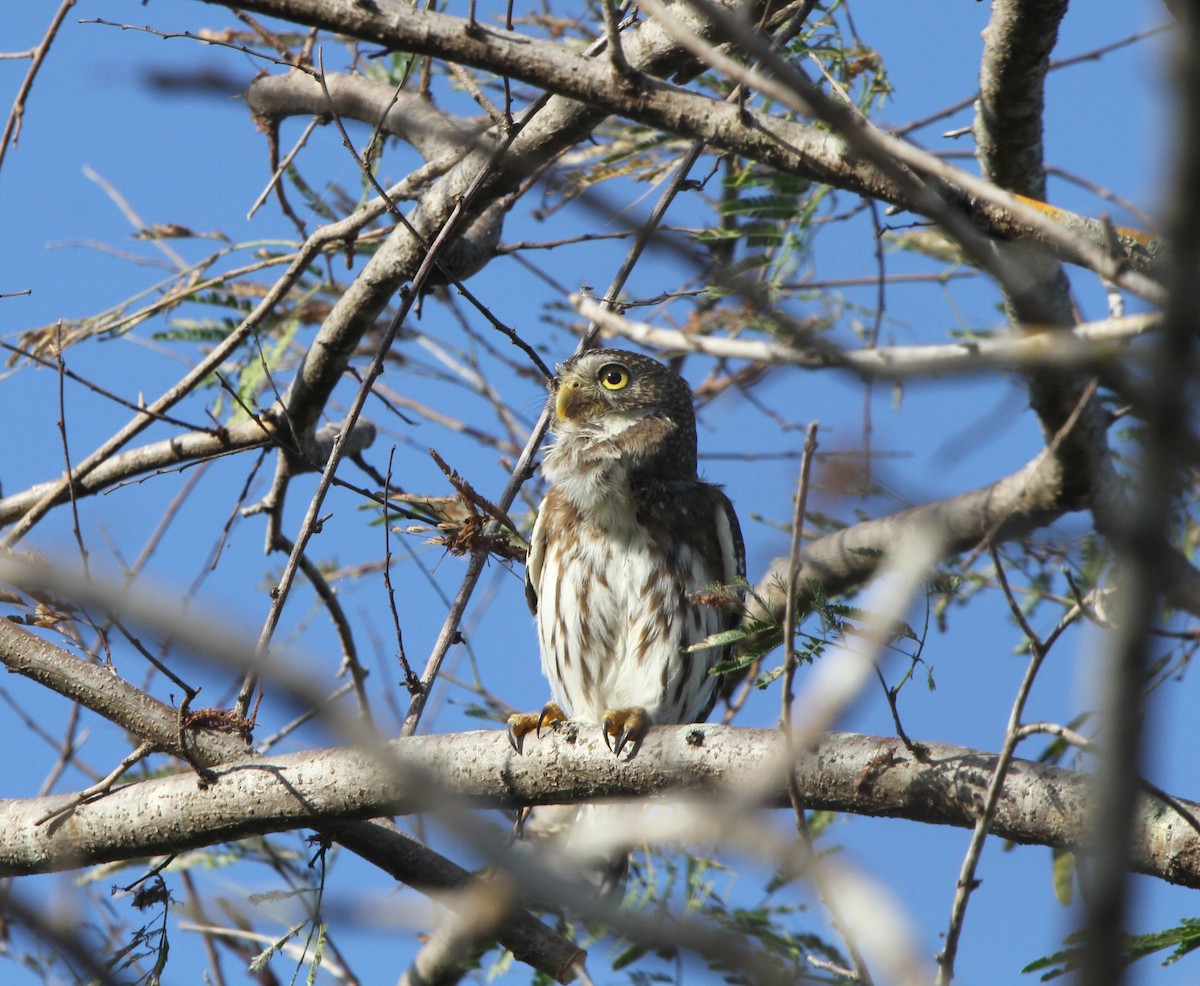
(546, 348, 698, 478)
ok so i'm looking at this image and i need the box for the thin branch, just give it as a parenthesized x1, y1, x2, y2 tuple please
(781, 423, 874, 984)
(35, 740, 155, 826)
(934, 548, 1058, 985)
(246, 114, 320, 221)
(0, 0, 75, 177)
(781, 422, 820, 731)
(52, 325, 88, 573)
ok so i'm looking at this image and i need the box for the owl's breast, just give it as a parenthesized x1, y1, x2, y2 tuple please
(530, 485, 726, 723)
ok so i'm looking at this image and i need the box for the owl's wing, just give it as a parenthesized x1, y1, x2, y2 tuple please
(676, 483, 745, 650)
(707, 487, 747, 652)
(677, 486, 746, 724)
(714, 489, 746, 605)
(524, 497, 548, 617)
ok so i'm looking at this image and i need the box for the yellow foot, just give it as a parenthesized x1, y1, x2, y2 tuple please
(602, 706, 652, 757)
(506, 701, 568, 753)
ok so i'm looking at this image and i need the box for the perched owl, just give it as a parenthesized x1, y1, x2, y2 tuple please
(508, 349, 745, 758)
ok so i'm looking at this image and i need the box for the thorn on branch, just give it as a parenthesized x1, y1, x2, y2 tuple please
(465, 0, 483, 39)
(403, 667, 423, 695)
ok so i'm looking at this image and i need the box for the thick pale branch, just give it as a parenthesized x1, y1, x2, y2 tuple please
(974, 0, 1098, 481)
(0, 420, 274, 528)
(0, 413, 382, 528)
(247, 71, 476, 161)
(976, 0, 1067, 199)
(577, 296, 1157, 378)
(0, 617, 251, 763)
(203, 0, 1162, 279)
(752, 407, 1200, 625)
(0, 618, 580, 984)
(2, 726, 1198, 890)
(753, 447, 1076, 619)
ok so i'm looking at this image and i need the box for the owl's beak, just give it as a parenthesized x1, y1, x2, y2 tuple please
(555, 374, 588, 422)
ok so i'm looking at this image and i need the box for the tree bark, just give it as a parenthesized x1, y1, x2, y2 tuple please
(3, 726, 1198, 891)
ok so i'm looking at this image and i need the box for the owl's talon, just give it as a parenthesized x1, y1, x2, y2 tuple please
(505, 716, 530, 753)
(507, 701, 568, 753)
(602, 707, 651, 757)
(536, 701, 568, 735)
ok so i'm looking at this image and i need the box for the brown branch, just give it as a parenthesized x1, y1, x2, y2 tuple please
(0, 0, 75, 177)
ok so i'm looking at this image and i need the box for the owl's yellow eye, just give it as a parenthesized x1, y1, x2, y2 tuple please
(598, 363, 631, 391)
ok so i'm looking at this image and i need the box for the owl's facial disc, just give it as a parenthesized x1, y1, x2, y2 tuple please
(553, 358, 645, 432)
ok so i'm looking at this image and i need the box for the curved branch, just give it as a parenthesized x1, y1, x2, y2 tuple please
(752, 447, 1077, 619)
(0, 420, 274, 528)
(976, 0, 1068, 198)
(576, 296, 1158, 378)
(199, 0, 1163, 281)
(2, 726, 1197, 890)
(0, 617, 582, 984)
(247, 71, 476, 162)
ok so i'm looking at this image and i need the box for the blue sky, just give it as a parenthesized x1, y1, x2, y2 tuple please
(0, 1, 1192, 984)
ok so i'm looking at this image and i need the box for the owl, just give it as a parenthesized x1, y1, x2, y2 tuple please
(508, 349, 745, 757)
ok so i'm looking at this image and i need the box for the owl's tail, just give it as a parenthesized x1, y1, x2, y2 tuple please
(570, 803, 632, 903)
(520, 803, 634, 905)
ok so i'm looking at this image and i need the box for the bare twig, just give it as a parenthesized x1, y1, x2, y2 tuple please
(934, 549, 1074, 985)
(35, 740, 155, 826)
(246, 115, 320, 220)
(781, 422, 820, 731)
(780, 423, 875, 984)
(0, 0, 75, 176)
(52, 325, 88, 572)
